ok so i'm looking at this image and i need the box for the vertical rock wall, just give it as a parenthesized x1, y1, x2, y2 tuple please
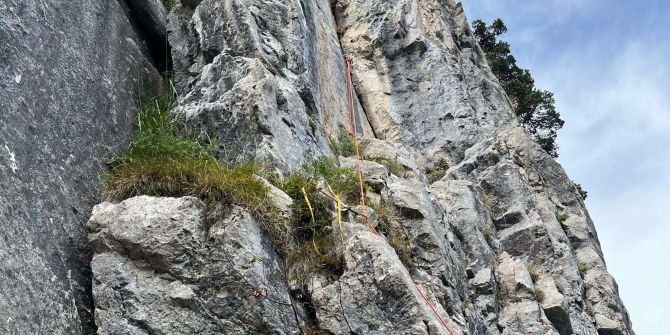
(0, 0, 635, 334)
(0, 0, 159, 333)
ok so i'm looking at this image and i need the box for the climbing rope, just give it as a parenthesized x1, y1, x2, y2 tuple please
(345, 58, 377, 235)
(327, 183, 345, 246)
(301, 187, 323, 258)
(412, 279, 458, 335)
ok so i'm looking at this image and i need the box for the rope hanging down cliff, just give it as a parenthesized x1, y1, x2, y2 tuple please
(344, 59, 458, 335)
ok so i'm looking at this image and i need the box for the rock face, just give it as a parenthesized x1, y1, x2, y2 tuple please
(88, 196, 296, 334)
(0, 0, 634, 334)
(0, 0, 161, 333)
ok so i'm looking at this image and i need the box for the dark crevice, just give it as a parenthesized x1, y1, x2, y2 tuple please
(119, 0, 173, 73)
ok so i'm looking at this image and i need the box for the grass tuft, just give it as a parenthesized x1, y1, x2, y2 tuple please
(330, 127, 368, 157)
(373, 203, 414, 270)
(161, 0, 175, 11)
(272, 157, 360, 274)
(425, 157, 450, 183)
(103, 80, 269, 214)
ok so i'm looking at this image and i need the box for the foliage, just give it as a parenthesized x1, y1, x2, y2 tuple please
(372, 203, 414, 270)
(330, 127, 368, 157)
(482, 225, 494, 242)
(103, 80, 269, 215)
(368, 157, 408, 177)
(578, 262, 589, 277)
(275, 157, 360, 272)
(161, 0, 175, 11)
(472, 18, 565, 157)
(425, 157, 449, 183)
(574, 182, 588, 200)
(527, 262, 540, 284)
(496, 284, 510, 302)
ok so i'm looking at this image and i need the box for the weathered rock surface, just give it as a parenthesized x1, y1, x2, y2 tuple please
(89, 196, 296, 334)
(0, 1, 160, 333)
(0, 0, 634, 334)
(89, 0, 633, 334)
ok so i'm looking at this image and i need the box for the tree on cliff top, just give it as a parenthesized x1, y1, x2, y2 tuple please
(473, 19, 565, 158)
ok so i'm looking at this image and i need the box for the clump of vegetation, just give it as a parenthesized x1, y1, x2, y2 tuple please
(536, 289, 545, 302)
(275, 157, 360, 273)
(103, 80, 270, 215)
(496, 284, 510, 302)
(330, 127, 368, 157)
(578, 262, 589, 277)
(558, 213, 569, 223)
(425, 157, 449, 183)
(472, 19, 564, 158)
(528, 262, 540, 284)
(372, 203, 414, 270)
(482, 225, 494, 242)
(161, 0, 175, 11)
(369, 157, 408, 177)
(574, 182, 588, 200)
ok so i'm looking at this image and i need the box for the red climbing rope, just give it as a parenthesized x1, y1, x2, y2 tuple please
(346, 59, 377, 234)
(412, 279, 458, 335)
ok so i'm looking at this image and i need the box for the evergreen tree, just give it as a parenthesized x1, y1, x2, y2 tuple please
(473, 19, 564, 157)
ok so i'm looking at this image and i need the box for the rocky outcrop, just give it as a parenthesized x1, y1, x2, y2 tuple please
(88, 0, 633, 334)
(0, 0, 633, 334)
(0, 0, 161, 333)
(88, 196, 296, 334)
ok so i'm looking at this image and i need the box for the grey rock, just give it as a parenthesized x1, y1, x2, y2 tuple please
(339, 156, 389, 191)
(311, 221, 461, 335)
(0, 1, 158, 333)
(0, 0, 635, 333)
(537, 276, 572, 335)
(89, 196, 296, 335)
(472, 268, 494, 294)
(87, 0, 634, 333)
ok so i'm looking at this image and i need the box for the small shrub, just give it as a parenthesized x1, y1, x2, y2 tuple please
(161, 0, 175, 10)
(373, 203, 414, 270)
(275, 157, 360, 273)
(558, 213, 569, 223)
(578, 262, 589, 277)
(368, 157, 408, 177)
(330, 127, 368, 157)
(528, 262, 540, 284)
(103, 80, 270, 215)
(425, 157, 449, 183)
(574, 182, 588, 200)
(482, 226, 494, 241)
(494, 250, 503, 264)
(496, 285, 510, 302)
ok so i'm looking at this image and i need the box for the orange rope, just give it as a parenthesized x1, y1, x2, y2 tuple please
(346, 59, 377, 234)
(412, 279, 458, 335)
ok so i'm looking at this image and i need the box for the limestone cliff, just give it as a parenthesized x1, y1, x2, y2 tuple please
(0, 0, 634, 334)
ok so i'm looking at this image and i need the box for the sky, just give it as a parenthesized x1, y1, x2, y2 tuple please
(459, 1, 670, 333)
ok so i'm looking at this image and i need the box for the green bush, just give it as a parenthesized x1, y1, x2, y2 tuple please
(103, 80, 269, 215)
(368, 157, 408, 177)
(330, 127, 368, 157)
(275, 157, 360, 273)
(574, 182, 588, 200)
(425, 157, 449, 183)
(161, 0, 175, 10)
